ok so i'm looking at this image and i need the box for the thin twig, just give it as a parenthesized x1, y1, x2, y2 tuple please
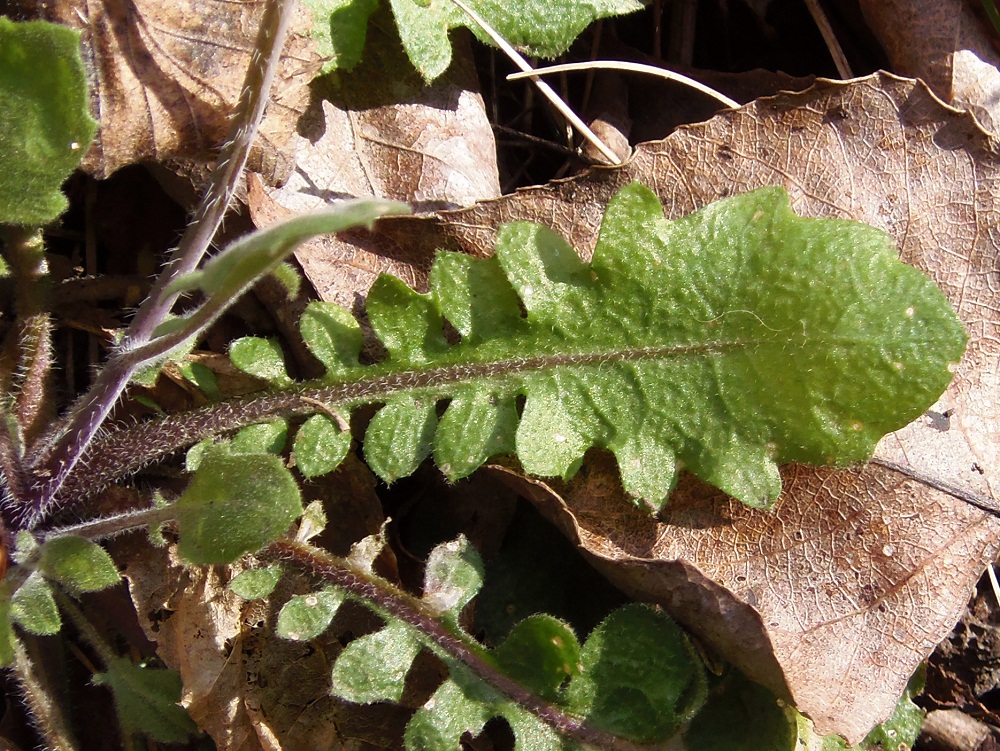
(24, 0, 296, 521)
(801, 0, 853, 79)
(446, 0, 624, 165)
(507, 60, 740, 109)
(870, 457, 1000, 517)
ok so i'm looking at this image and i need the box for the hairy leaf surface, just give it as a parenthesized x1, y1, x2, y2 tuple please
(9, 572, 60, 635)
(0, 18, 96, 225)
(290, 183, 965, 510)
(291, 0, 646, 82)
(94, 659, 198, 743)
(319, 537, 706, 749)
(38, 536, 120, 594)
(175, 447, 302, 564)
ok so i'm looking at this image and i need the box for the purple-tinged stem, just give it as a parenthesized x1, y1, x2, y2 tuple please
(23, 0, 296, 522)
(270, 538, 654, 751)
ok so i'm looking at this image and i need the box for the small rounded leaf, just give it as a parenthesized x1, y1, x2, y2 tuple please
(566, 604, 706, 743)
(229, 337, 293, 386)
(175, 448, 303, 565)
(228, 565, 284, 600)
(294, 414, 351, 478)
(230, 419, 288, 455)
(276, 589, 345, 641)
(492, 615, 581, 701)
(330, 621, 421, 703)
(95, 658, 198, 743)
(363, 398, 437, 483)
(299, 300, 363, 375)
(39, 536, 119, 594)
(10, 572, 60, 635)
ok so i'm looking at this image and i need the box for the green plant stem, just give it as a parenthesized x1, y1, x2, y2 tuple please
(0, 408, 26, 518)
(1, 226, 52, 450)
(52, 588, 118, 667)
(11, 637, 79, 751)
(47, 344, 718, 516)
(40, 503, 176, 544)
(23, 0, 295, 521)
(269, 538, 652, 751)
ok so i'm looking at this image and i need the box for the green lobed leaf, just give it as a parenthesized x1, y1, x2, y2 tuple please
(385, 0, 644, 81)
(276, 588, 345, 641)
(302, 0, 380, 73)
(433, 389, 518, 481)
(294, 414, 352, 478)
(94, 658, 198, 743)
(177, 361, 222, 400)
(404, 665, 499, 751)
(38, 536, 120, 594)
(564, 604, 706, 743)
(491, 614, 580, 701)
(405, 663, 566, 751)
(230, 418, 289, 455)
(685, 668, 924, 751)
(229, 337, 293, 386)
(335, 182, 965, 510)
(9, 572, 60, 635)
(330, 620, 422, 703)
(325, 539, 713, 750)
(684, 671, 795, 751)
(367, 273, 449, 364)
(228, 565, 284, 600)
(175, 446, 303, 565)
(300, 300, 365, 376)
(363, 397, 438, 483)
(0, 18, 97, 225)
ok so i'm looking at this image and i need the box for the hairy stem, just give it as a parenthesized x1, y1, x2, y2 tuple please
(11, 637, 79, 751)
(3, 227, 54, 446)
(24, 0, 296, 522)
(37, 343, 732, 525)
(270, 538, 652, 751)
(41, 503, 175, 544)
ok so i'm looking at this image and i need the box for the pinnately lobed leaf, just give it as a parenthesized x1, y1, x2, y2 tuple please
(299, 182, 964, 510)
(319, 538, 707, 748)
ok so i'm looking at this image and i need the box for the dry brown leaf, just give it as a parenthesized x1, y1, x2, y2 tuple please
(118, 456, 400, 751)
(37, 0, 319, 179)
(860, 0, 1000, 132)
(123, 73, 997, 744)
(491, 460, 1000, 744)
(367, 72, 998, 742)
(247, 8, 499, 310)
